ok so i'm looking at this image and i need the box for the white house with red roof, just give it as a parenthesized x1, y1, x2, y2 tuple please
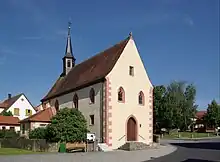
(19, 107, 56, 136)
(0, 93, 36, 120)
(0, 116, 20, 132)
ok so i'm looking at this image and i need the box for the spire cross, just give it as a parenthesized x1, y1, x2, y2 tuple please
(68, 21, 72, 35)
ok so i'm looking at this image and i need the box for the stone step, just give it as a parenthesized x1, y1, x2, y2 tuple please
(118, 141, 151, 151)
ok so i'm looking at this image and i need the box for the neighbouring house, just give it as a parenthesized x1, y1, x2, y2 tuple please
(194, 111, 207, 129)
(34, 104, 44, 112)
(40, 24, 153, 150)
(19, 107, 55, 136)
(0, 93, 36, 120)
(0, 116, 20, 132)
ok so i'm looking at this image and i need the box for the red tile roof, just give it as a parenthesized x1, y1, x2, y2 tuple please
(196, 111, 207, 120)
(20, 107, 55, 123)
(0, 94, 22, 109)
(0, 116, 20, 125)
(41, 36, 131, 101)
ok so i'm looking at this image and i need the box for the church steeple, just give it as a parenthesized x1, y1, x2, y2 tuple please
(62, 22, 76, 76)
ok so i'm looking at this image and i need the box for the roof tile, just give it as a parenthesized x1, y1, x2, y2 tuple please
(41, 36, 130, 101)
(0, 116, 20, 125)
(20, 107, 55, 123)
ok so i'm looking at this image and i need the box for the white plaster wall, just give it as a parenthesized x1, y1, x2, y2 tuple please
(0, 108, 4, 113)
(7, 94, 36, 120)
(31, 122, 50, 130)
(0, 125, 20, 132)
(106, 38, 153, 149)
(46, 82, 103, 141)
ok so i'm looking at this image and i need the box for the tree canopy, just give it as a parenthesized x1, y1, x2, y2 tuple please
(45, 108, 88, 142)
(153, 81, 198, 132)
(204, 100, 220, 128)
(2, 111, 13, 116)
(29, 127, 46, 139)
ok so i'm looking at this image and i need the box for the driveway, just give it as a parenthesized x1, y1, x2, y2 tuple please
(0, 144, 176, 162)
(147, 139, 220, 162)
(1, 139, 219, 162)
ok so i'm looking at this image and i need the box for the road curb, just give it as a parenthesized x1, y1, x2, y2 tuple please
(148, 144, 177, 161)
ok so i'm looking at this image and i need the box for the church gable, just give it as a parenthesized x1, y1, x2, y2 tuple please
(107, 35, 152, 88)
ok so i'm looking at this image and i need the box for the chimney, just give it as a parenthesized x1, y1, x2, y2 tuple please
(8, 93, 12, 99)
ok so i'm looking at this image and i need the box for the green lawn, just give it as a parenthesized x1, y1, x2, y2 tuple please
(163, 132, 216, 139)
(0, 148, 43, 155)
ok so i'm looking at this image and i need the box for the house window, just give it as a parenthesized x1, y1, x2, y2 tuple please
(40, 124, 47, 127)
(10, 127, 15, 131)
(129, 66, 134, 76)
(14, 108, 20, 116)
(90, 115, 94, 125)
(2, 126, 6, 130)
(25, 109, 32, 116)
(118, 87, 125, 102)
(67, 60, 71, 67)
(55, 100, 59, 112)
(73, 94, 79, 109)
(89, 88, 95, 104)
(138, 91, 145, 105)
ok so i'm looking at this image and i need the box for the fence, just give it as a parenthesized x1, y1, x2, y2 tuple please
(0, 138, 59, 152)
(0, 138, 98, 152)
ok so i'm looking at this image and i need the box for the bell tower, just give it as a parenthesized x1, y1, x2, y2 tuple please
(62, 22, 75, 76)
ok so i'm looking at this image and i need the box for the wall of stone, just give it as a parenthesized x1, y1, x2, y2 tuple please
(0, 138, 58, 152)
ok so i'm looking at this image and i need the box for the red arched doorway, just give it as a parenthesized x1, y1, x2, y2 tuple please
(127, 117, 137, 141)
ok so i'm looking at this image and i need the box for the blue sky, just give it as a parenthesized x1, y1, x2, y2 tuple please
(0, 0, 219, 109)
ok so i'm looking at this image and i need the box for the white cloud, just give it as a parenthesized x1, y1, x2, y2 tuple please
(0, 56, 6, 65)
(183, 16, 194, 26)
(56, 30, 67, 37)
(21, 36, 43, 40)
(0, 48, 17, 55)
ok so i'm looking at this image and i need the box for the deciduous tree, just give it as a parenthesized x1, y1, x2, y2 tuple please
(45, 108, 88, 142)
(204, 100, 220, 128)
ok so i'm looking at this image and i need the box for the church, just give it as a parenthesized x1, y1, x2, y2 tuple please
(41, 24, 153, 150)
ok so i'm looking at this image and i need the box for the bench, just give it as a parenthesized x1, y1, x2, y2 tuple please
(66, 142, 86, 152)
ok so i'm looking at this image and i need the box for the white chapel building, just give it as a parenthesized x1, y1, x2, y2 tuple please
(41, 24, 153, 149)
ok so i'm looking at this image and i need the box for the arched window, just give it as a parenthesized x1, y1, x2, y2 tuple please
(138, 91, 145, 105)
(55, 100, 59, 112)
(118, 87, 125, 102)
(89, 88, 95, 104)
(73, 94, 79, 109)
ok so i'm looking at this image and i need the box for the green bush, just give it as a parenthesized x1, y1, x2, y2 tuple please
(29, 127, 46, 139)
(0, 130, 19, 138)
(45, 108, 88, 142)
(1, 111, 13, 116)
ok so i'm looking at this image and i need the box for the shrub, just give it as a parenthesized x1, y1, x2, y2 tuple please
(45, 108, 88, 142)
(29, 127, 46, 139)
(0, 130, 19, 138)
(1, 111, 13, 116)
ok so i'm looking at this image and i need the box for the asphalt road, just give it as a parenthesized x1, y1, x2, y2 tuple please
(146, 139, 220, 162)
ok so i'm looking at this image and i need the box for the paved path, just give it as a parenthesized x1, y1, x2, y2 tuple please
(0, 145, 176, 162)
(147, 139, 220, 162)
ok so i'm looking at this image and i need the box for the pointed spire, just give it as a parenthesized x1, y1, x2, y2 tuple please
(129, 31, 133, 39)
(64, 21, 74, 59)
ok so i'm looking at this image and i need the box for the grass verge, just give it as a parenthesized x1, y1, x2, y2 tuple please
(0, 148, 45, 155)
(163, 132, 216, 139)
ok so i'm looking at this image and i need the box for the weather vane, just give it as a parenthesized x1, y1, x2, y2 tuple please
(68, 20, 72, 35)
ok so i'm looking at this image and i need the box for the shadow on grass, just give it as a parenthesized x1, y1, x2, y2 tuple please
(181, 159, 217, 162)
(171, 142, 220, 150)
